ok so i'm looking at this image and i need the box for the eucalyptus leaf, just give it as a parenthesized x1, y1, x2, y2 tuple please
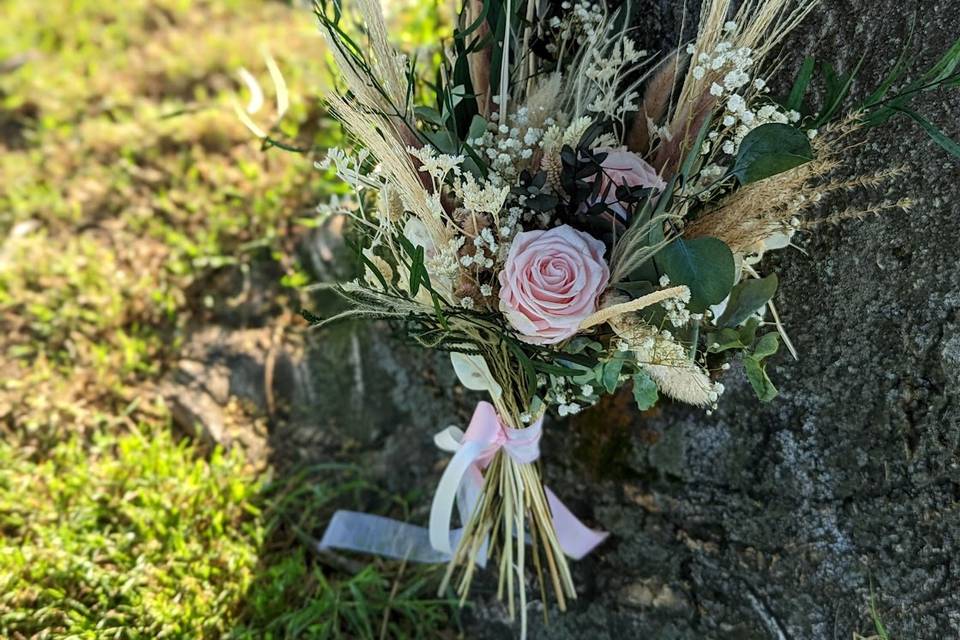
(571, 366, 597, 385)
(415, 106, 444, 126)
(752, 332, 780, 360)
(732, 123, 814, 184)
(743, 331, 780, 402)
(717, 274, 779, 328)
(655, 236, 735, 312)
(706, 328, 745, 353)
(423, 129, 458, 155)
(468, 114, 488, 140)
(631, 370, 659, 410)
(601, 355, 625, 394)
(565, 337, 603, 355)
(744, 356, 778, 402)
(738, 316, 761, 346)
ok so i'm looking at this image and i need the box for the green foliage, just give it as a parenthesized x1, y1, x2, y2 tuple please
(0, 425, 263, 638)
(784, 27, 960, 158)
(631, 371, 659, 410)
(230, 465, 457, 639)
(786, 56, 816, 112)
(601, 352, 627, 394)
(230, 555, 454, 640)
(732, 123, 814, 184)
(744, 333, 780, 402)
(889, 106, 960, 158)
(0, 3, 456, 639)
(817, 56, 867, 125)
(706, 317, 780, 402)
(0, 0, 339, 450)
(868, 594, 891, 640)
(716, 274, 779, 329)
(655, 236, 736, 313)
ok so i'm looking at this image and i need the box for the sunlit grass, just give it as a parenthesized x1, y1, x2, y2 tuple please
(230, 465, 459, 639)
(0, 0, 456, 636)
(0, 423, 263, 637)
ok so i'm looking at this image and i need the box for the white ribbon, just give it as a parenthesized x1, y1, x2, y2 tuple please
(428, 402, 541, 554)
(318, 402, 607, 564)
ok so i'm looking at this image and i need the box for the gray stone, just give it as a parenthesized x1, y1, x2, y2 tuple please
(163, 381, 229, 447)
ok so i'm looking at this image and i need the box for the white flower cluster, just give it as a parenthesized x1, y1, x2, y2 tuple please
(496, 206, 523, 243)
(611, 313, 724, 409)
(715, 101, 802, 156)
(470, 107, 553, 187)
(584, 38, 649, 120)
(557, 402, 582, 417)
(688, 28, 756, 95)
(550, 386, 584, 417)
(426, 236, 465, 289)
(458, 172, 510, 217)
(630, 326, 682, 365)
(541, 372, 603, 417)
(460, 226, 497, 270)
(408, 144, 510, 220)
(658, 275, 693, 327)
(689, 28, 805, 159)
(545, 0, 604, 53)
(540, 116, 603, 157)
(317, 147, 382, 191)
(407, 145, 463, 197)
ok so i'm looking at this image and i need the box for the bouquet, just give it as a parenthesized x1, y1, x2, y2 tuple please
(267, 0, 960, 634)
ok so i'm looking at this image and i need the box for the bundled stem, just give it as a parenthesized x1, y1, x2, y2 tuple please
(439, 418, 575, 639)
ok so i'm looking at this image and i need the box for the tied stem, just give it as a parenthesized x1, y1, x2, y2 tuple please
(437, 436, 575, 640)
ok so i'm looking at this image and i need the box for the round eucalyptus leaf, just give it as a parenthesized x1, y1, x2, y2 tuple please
(655, 236, 736, 312)
(732, 123, 814, 184)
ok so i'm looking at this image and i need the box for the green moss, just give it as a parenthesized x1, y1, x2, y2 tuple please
(0, 425, 263, 637)
(0, 1, 455, 637)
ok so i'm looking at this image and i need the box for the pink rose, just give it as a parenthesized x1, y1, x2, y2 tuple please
(589, 147, 665, 220)
(498, 225, 610, 345)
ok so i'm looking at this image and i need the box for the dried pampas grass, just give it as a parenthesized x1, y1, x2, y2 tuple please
(686, 114, 910, 253)
(326, 93, 452, 250)
(656, 0, 820, 174)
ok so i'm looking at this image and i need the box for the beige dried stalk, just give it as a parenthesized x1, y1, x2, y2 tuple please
(436, 340, 576, 639)
(656, 0, 820, 175)
(326, 92, 452, 251)
(626, 50, 689, 156)
(686, 114, 909, 251)
(464, 0, 493, 117)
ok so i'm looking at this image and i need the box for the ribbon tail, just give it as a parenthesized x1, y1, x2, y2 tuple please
(318, 510, 453, 563)
(458, 465, 488, 565)
(429, 441, 486, 555)
(545, 487, 609, 560)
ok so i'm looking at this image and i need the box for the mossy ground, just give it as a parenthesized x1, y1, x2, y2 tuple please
(0, 1, 454, 637)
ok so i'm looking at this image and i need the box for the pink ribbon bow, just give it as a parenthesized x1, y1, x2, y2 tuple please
(318, 402, 607, 565)
(429, 401, 608, 559)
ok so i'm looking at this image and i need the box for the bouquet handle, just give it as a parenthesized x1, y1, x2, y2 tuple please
(318, 401, 607, 563)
